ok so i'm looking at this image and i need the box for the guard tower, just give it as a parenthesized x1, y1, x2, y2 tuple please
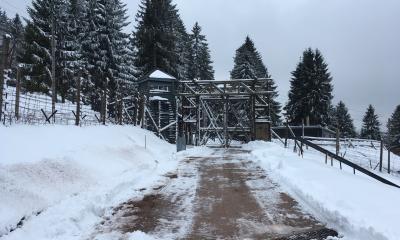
(138, 70, 178, 143)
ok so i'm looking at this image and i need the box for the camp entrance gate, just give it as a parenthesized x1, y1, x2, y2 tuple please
(176, 78, 272, 148)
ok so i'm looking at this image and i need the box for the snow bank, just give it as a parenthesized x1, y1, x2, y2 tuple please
(0, 125, 177, 239)
(245, 141, 400, 240)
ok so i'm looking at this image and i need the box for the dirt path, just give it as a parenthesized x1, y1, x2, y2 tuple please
(94, 149, 338, 239)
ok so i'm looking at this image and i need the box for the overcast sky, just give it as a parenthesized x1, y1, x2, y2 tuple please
(2, 0, 400, 130)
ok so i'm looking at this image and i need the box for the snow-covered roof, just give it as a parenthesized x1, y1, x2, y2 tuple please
(149, 96, 169, 101)
(149, 70, 176, 79)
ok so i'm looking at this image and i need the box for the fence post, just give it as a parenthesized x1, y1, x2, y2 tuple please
(75, 70, 81, 126)
(0, 35, 11, 122)
(336, 128, 340, 155)
(284, 120, 288, 148)
(388, 118, 391, 174)
(379, 139, 383, 172)
(118, 96, 123, 125)
(15, 65, 21, 120)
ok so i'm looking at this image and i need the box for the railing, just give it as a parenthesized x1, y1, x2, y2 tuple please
(296, 136, 400, 188)
(274, 124, 400, 188)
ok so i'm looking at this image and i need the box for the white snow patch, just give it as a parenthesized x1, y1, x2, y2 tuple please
(149, 96, 168, 101)
(0, 125, 177, 240)
(244, 141, 400, 240)
(149, 70, 175, 79)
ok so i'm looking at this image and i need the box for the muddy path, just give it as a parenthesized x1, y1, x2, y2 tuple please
(93, 149, 338, 239)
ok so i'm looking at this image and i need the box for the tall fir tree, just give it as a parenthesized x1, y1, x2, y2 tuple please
(265, 76, 282, 126)
(133, 0, 189, 79)
(187, 22, 214, 80)
(21, 0, 69, 97)
(331, 101, 357, 138)
(231, 37, 281, 125)
(284, 48, 333, 126)
(231, 36, 266, 79)
(387, 105, 400, 145)
(9, 14, 24, 73)
(360, 104, 381, 140)
(80, 0, 133, 114)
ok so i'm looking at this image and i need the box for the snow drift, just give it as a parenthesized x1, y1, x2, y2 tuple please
(245, 141, 400, 240)
(0, 125, 177, 239)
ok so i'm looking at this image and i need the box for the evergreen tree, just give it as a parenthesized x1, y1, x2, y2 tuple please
(187, 22, 214, 80)
(332, 101, 357, 138)
(62, 0, 87, 102)
(80, 0, 133, 114)
(133, 0, 185, 78)
(231, 36, 266, 79)
(21, 0, 68, 96)
(360, 104, 381, 140)
(387, 105, 400, 145)
(265, 76, 282, 126)
(231, 37, 281, 125)
(284, 48, 333, 126)
(9, 14, 24, 73)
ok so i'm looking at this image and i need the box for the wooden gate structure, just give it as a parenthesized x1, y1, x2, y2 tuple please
(177, 78, 273, 147)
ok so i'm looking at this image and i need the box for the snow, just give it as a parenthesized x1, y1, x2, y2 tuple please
(149, 96, 168, 101)
(0, 125, 177, 240)
(149, 70, 176, 79)
(244, 141, 400, 240)
(2, 85, 99, 125)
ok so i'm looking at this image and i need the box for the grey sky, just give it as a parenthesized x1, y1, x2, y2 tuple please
(2, 0, 400, 130)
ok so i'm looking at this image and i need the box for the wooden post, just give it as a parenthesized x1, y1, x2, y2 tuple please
(388, 148, 391, 174)
(101, 90, 106, 125)
(15, 65, 21, 120)
(224, 95, 229, 148)
(75, 70, 81, 126)
(284, 120, 288, 148)
(388, 118, 391, 174)
(336, 128, 340, 155)
(0, 35, 11, 122)
(51, 9, 56, 122)
(118, 97, 123, 125)
(379, 139, 383, 172)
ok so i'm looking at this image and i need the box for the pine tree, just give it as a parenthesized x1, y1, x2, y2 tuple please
(265, 76, 282, 126)
(80, 0, 133, 115)
(9, 14, 24, 73)
(231, 36, 266, 79)
(360, 104, 381, 140)
(133, 0, 182, 78)
(332, 101, 357, 138)
(187, 22, 214, 80)
(62, 0, 87, 102)
(21, 0, 68, 96)
(284, 48, 333, 126)
(387, 105, 400, 145)
(231, 37, 281, 125)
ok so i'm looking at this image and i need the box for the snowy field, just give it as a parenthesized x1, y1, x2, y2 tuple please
(0, 125, 177, 240)
(245, 141, 400, 240)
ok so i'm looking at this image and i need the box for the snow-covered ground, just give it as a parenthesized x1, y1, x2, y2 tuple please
(0, 125, 177, 240)
(245, 141, 400, 240)
(2, 85, 99, 125)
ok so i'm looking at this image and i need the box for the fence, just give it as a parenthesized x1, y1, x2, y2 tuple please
(271, 126, 400, 188)
(1, 84, 100, 126)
